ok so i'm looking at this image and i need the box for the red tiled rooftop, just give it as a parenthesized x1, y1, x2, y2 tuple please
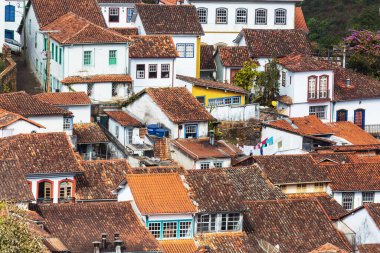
(278, 54, 335, 72)
(34, 92, 91, 106)
(0, 108, 45, 128)
(73, 123, 109, 144)
(295, 7, 309, 33)
(105, 110, 143, 127)
(129, 35, 178, 58)
(61, 74, 132, 85)
(326, 121, 380, 145)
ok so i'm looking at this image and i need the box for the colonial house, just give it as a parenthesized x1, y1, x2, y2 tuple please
(124, 87, 215, 139)
(133, 3, 204, 78)
(34, 92, 91, 123)
(0, 91, 73, 134)
(4, 0, 21, 42)
(200, 45, 216, 79)
(97, 0, 141, 28)
(115, 173, 197, 240)
(129, 35, 178, 93)
(0, 108, 45, 137)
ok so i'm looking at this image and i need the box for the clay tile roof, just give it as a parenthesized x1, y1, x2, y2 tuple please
(105, 110, 143, 127)
(110, 27, 139, 36)
(322, 163, 380, 191)
(333, 66, 380, 101)
(73, 123, 109, 144)
(358, 244, 380, 253)
(309, 243, 349, 253)
(129, 35, 178, 58)
(195, 232, 256, 253)
(266, 115, 334, 136)
(98, 0, 141, 3)
(30, 0, 106, 27)
(34, 92, 91, 106)
(40, 12, 131, 45)
(131, 165, 183, 174)
(126, 173, 196, 214)
(245, 199, 351, 253)
(200, 45, 215, 70)
(295, 7, 309, 33)
(0, 91, 71, 117)
(0, 159, 33, 202)
(218, 46, 253, 67)
(185, 169, 246, 212)
(61, 74, 132, 85)
(326, 121, 380, 145)
(135, 4, 204, 35)
(254, 154, 331, 184)
(316, 144, 380, 152)
(242, 29, 312, 57)
(177, 75, 248, 94)
(278, 54, 334, 72)
(43, 237, 69, 253)
(75, 159, 132, 200)
(160, 239, 197, 253)
(0, 133, 83, 175)
(144, 87, 215, 123)
(37, 202, 161, 253)
(365, 203, 380, 229)
(0, 108, 45, 128)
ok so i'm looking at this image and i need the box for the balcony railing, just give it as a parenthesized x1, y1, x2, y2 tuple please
(37, 198, 53, 204)
(308, 89, 330, 101)
(365, 124, 380, 135)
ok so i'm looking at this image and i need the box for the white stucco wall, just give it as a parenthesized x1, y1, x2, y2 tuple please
(28, 115, 64, 132)
(333, 192, 380, 210)
(99, 4, 136, 28)
(62, 105, 91, 123)
(333, 99, 380, 126)
(0, 119, 44, 137)
(261, 126, 304, 155)
(172, 36, 199, 78)
(108, 117, 140, 146)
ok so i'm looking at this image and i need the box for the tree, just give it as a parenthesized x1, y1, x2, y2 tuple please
(0, 202, 46, 252)
(254, 59, 280, 107)
(233, 60, 259, 92)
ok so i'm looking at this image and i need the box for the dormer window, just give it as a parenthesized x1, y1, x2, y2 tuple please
(216, 8, 228, 24)
(37, 180, 53, 203)
(109, 8, 119, 23)
(255, 9, 267, 25)
(196, 213, 242, 233)
(59, 180, 74, 203)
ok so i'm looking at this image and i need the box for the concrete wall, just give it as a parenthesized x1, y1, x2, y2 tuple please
(261, 126, 304, 155)
(99, 3, 136, 28)
(207, 104, 259, 121)
(333, 191, 380, 210)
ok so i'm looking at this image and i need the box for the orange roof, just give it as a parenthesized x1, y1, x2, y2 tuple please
(0, 108, 45, 129)
(61, 74, 132, 84)
(160, 239, 197, 253)
(309, 243, 349, 253)
(295, 7, 309, 33)
(126, 173, 196, 214)
(326, 121, 380, 145)
(34, 92, 91, 106)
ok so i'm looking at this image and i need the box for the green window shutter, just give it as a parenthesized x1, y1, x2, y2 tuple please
(59, 48, 62, 65)
(55, 45, 58, 61)
(109, 50, 117, 65)
(44, 37, 47, 51)
(51, 43, 54, 59)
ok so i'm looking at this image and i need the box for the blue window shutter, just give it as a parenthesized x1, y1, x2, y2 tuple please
(5, 5, 15, 22)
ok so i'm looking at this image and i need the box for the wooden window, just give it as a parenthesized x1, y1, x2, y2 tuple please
(59, 180, 73, 202)
(337, 109, 348, 121)
(200, 163, 209, 170)
(115, 125, 119, 138)
(109, 50, 117, 65)
(354, 109, 365, 129)
(197, 8, 208, 24)
(342, 192, 355, 210)
(309, 106, 326, 120)
(221, 213, 240, 231)
(161, 64, 170, 78)
(296, 184, 307, 193)
(136, 64, 145, 79)
(275, 8, 286, 25)
(255, 9, 267, 25)
(308, 76, 317, 99)
(179, 221, 192, 238)
(148, 222, 161, 238)
(83, 51, 92, 66)
(149, 64, 157, 79)
(127, 8, 134, 22)
(216, 8, 228, 24)
(59, 48, 62, 64)
(163, 222, 177, 239)
(314, 183, 324, 192)
(236, 8, 247, 24)
(37, 180, 53, 203)
(197, 214, 216, 233)
(127, 128, 133, 144)
(109, 8, 119, 22)
(185, 124, 197, 138)
(319, 75, 328, 98)
(362, 192, 374, 204)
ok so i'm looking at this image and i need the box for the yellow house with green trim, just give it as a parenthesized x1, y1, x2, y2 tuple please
(176, 75, 248, 107)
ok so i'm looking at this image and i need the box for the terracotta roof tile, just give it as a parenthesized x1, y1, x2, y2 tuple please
(200, 45, 215, 70)
(73, 123, 109, 144)
(30, 0, 106, 27)
(76, 159, 132, 200)
(160, 239, 197, 253)
(0, 133, 83, 175)
(0, 159, 33, 202)
(315, 144, 380, 152)
(278, 54, 335, 72)
(105, 110, 143, 127)
(126, 173, 196, 214)
(185, 169, 246, 212)
(364, 203, 380, 229)
(326, 121, 380, 145)
(37, 202, 161, 253)
(144, 87, 215, 123)
(195, 232, 256, 253)
(295, 7, 309, 33)
(218, 46, 253, 67)
(98, 0, 141, 3)
(135, 4, 204, 35)
(309, 243, 349, 253)
(61, 74, 132, 84)
(242, 29, 312, 57)
(43, 237, 69, 253)
(110, 27, 139, 36)
(34, 92, 91, 106)
(131, 165, 183, 174)
(333, 66, 380, 101)
(129, 35, 178, 58)
(254, 154, 331, 184)
(245, 199, 351, 253)
(0, 91, 71, 117)
(0, 108, 45, 128)
(177, 75, 248, 94)
(358, 243, 380, 253)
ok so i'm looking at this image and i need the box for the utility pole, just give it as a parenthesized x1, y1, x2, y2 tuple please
(40, 30, 59, 92)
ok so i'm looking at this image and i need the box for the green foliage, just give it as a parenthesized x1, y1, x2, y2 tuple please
(2, 83, 12, 93)
(233, 60, 259, 92)
(0, 202, 46, 252)
(253, 59, 280, 107)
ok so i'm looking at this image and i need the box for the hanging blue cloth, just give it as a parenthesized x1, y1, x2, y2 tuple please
(267, 137, 274, 145)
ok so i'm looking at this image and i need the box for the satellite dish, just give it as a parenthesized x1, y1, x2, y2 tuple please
(257, 239, 280, 253)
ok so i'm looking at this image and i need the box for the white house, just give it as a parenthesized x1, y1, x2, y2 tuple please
(129, 35, 178, 93)
(115, 173, 197, 240)
(124, 87, 215, 139)
(0, 108, 45, 137)
(133, 3, 204, 79)
(97, 0, 141, 28)
(34, 92, 91, 123)
(4, 0, 22, 42)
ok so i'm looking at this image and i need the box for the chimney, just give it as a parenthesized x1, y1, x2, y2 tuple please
(209, 130, 215, 146)
(101, 233, 107, 249)
(345, 78, 351, 87)
(114, 240, 123, 253)
(92, 241, 101, 253)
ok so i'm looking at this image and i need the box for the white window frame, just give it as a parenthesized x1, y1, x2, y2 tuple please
(161, 64, 170, 78)
(63, 117, 72, 130)
(149, 64, 157, 79)
(197, 8, 208, 24)
(309, 106, 327, 120)
(342, 192, 355, 210)
(255, 8, 267, 25)
(362, 192, 374, 204)
(176, 43, 194, 58)
(83, 51, 92, 66)
(274, 8, 287, 25)
(213, 161, 223, 168)
(216, 8, 228, 24)
(136, 64, 145, 79)
(200, 162, 210, 170)
(236, 8, 247, 24)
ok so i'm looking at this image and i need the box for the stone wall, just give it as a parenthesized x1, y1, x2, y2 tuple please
(0, 45, 17, 93)
(153, 137, 170, 160)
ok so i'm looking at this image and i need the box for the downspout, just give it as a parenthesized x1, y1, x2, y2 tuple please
(196, 36, 201, 78)
(171, 57, 175, 87)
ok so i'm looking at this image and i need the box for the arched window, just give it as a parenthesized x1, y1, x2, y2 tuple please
(336, 109, 348, 121)
(308, 76, 317, 99)
(255, 9, 267, 25)
(236, 8, 247, 24)
(197, 8, 208, 24)
(59, 180, 74, 202)
(319, 75, 329, 99)
(37, 180, 53, 203)
(216, 8, 228, 24)
(274, 8, 286, 25)
(5, 5, 15, 22)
